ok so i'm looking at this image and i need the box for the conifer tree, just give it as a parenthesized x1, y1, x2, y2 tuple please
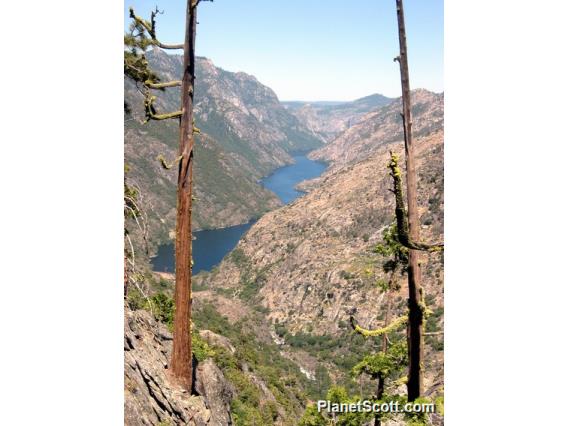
(393, 0, 424, 401)
(364, 227, 407, 385)
(374, 225, 407, 416)
(391, 0, 443, 401)
(350, 224, 409, 426)
(124, 0, 211, 392)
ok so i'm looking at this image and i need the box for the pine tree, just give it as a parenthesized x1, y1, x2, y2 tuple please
(392, 0, 446, 401)
(350, 224, 409, 425)
(392, 0, 424, 400)
(124, 0, 212, 392)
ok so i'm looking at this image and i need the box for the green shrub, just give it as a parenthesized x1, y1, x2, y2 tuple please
(192, 334, 215, 362)
(147, 292, 175, 330)
(230, 248, 248, 266)
(126, 287, 146, 310)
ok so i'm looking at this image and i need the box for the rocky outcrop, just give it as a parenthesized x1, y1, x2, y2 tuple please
(124, 308, 234, 425)
(199, 330, 236, 355)
(194, 359, 234, 426)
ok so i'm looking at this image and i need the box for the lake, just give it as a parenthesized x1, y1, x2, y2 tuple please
(261, 154, 327, 204)
(151, 154, 327, 274)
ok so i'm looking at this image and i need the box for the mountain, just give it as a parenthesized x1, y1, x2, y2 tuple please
(127, 85, 445, 423)
(193, 92, 444, 405)
(309, 89, 443, 167)
(282, 93, 394, 142)
(125, 49, 322, 249)
(196, 130, 443, 336)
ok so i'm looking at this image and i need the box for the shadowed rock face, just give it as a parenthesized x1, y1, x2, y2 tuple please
(124, 308, 233, 426)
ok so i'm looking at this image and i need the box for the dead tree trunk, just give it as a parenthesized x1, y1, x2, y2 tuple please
(394, 0, 424, 401)
(170, 0, 197, 392)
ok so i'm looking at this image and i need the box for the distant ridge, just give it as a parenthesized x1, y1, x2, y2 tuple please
(281, 93, 394, 142)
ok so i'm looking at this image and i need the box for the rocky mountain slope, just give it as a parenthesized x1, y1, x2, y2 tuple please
(194, 93, 444, 402)
(126, 65, 444, 422)
(282, 94, 393, 142)
(125, 49, 322, 249)
(124, 307, 234, 426)
(309, 89, 443, 167)
(197, 129, 443, 337)
(126, 285, 327, 425)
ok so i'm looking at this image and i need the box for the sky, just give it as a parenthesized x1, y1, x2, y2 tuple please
(124, 0, 443, 101)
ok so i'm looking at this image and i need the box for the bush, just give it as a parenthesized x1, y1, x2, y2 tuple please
(126, 287, 146, 310)
(230, 248, 248, 266)
(299, 405, 327, 426)
(192, 334, 215, 362)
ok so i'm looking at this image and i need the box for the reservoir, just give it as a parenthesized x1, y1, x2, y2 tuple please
(151, 154, 327, 274)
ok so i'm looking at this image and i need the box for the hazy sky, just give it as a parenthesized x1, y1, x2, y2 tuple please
(124, 0, 443, 101)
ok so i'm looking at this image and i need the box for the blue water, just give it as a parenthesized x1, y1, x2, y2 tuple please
(262, 155, 327, 204)
(151, 221, 255, 274)
(151, 154, 326, 273)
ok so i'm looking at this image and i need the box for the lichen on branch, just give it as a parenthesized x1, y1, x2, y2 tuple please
(145, 80, 182, 89)
(350, 314, 408, 337)
(129, 7, 184, 50)
(157, 154, 183, 170)
(125, 7, 186, 124)
(143, 94, 182, 123)
(388, 152, 444, 252)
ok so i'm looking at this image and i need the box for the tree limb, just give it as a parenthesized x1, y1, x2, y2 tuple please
(350, 314, 408, 337)
(145, 80, 182, 89)
(144, 94, 182, 122)
(194, 0, 214, 7)
(155, 41, 184, 50)
(157, 154, 183, 170)
(193, 121, 201, 134)
(129, 7, 183, 50)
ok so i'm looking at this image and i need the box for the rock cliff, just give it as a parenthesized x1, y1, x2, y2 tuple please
(124, 307, 234, 425)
